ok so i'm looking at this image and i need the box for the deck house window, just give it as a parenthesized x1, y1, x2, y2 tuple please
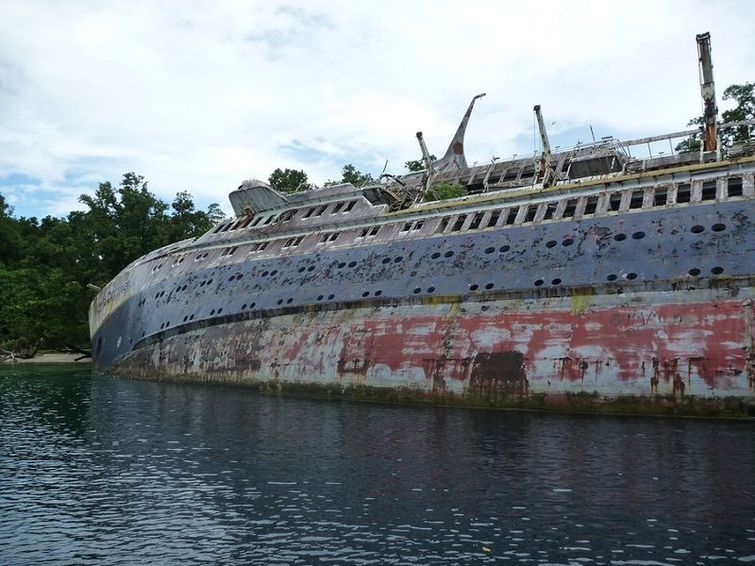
(653, 188, 668, 206)
(314, 205, 328, 217)
(412, 220, 425, 231)
(487, 210, 501, 227)
(629, 190, 644, 209)
(344, 200, 357, 212)
(401, 222, 412, 232)
(542, 203, 556, 220)
(701, 181, 717, 201)
(436, 218, 449, 234)
(451, 215, 467, 232)
(608, 193, 622, 212)
(505, 206, 519, 225)
(469, 212, 484, 229)
(331, 202, 345, 214)
(561, 200, 577, 219)
(523, 206, 537, 223)
(676, 183, 691, 203)
(584, 196, 599, 215)
(368, 226, 380, 237)
(727, 177, 743, 197)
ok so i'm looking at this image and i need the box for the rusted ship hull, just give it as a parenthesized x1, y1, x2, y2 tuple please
(107, 284, 755, 416)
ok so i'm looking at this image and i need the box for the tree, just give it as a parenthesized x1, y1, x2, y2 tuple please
(324, 164, 374, 187)
(424, 181, 467, 202)
(405, 155, 436, 172)
(269, 168, 309, 193)
(675, 81, 754, 153)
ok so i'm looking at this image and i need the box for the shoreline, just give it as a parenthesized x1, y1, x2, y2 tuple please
(1, 352, 92, 364)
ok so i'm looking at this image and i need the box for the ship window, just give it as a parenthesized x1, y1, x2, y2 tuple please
(505, 207, 519, 225)
(314, 205, 328, 216)
(331, 202, 345, 214)
(401, 222, 412, 232)
(502, 168, 518, 181)
(487, 210, 501, 227)
(608, 193, 622, 211)
(280, 210, 296, 222)
(369, 226, 380, 236)
(358, 228, 368, 238)
(584, 197, 598, 215)
(212, 223, 225, 234)
(303, 207, 315, 219)
(263, 215, 276, 225)
(701, 181, 717, 201)
(344, 200, 357, 212)
(711, 223, 726, 232)
(653, 188, 668, 206)
(561, 200, 577, 219)
(520, 164, 535, 178)
(451, 215, 467, 231)
(412, 220, 425, 231)
(221, 222, 233, 232)
(469, 212, 484, 229)
(629, 190, 644, 209)
(676, 183, 691, 203)
(436, 218, 449, 234)
(711, 266, 724, 275)
(221, 246, 238, 256)
(240, 215, 254, 229)
(523, 206, 537, 223)
(542, 202, 556, 220)
(727, 177, 743, 197)
(283, 238, 295, 248)
(251, 216, 263, 227)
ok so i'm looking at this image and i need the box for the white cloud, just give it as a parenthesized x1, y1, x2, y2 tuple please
(0, 0, 753, 217)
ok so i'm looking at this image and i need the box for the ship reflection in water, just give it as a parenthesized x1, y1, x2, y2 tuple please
(1, 366, 753, 564)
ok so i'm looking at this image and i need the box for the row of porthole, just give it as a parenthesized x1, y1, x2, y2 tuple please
(469, 283, 496, 291)
(691, 223, 726, 234)
(484, 245, 512, 254)
(297, 265, 317, 273)
(534, 278, 563, 287)
(228, 273, 244, 282)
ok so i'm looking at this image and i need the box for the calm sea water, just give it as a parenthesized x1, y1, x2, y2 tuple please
(0, 365, 753, 565)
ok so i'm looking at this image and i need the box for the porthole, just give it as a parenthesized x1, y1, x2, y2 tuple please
(237, 274, 243, 280)
(286, 298, 293, 304)
(711, 223, 726, 232)
(427, 286, 436, 293)
(534, 279, 544, 287)
(210, 309, 215, 315)
(261, 271, 269, 277)
(217, 308, 223, 314)
(348, 261, 357, 268)
(160, 323, 165, 329)
(485, 283, 494, 290)
(270, 270, 277, 276)
(327, 294, 335, 300)
(607, 274, 617, 281)
(485, 247, 495, 254)
(562, 239, 574, 247)
(307, 265, 315, 272)
(165, 321, 170, 327)
(413, 287, 421, 294)
(277, 299, 283, 305)
(614, 233, 627, 242)
(298, 267, 306, 273)
(189, 314, 195, 320)
(711, 266, 724, 275)
(250, 303, 255, 309)
(626, 272, 637, 280)
(688, 268, 701, 276)
(362, 291, 370, 297)
(499, 245, 510, 253)
(444, 251, 454, 258)
(469, 284, 479, 291)
(182, 285, 188, 291)
(431, 252, 441, 259)
(546, 240, 557, 248)
(691, 225, 705, 234)
(551, 278, 562, 286)
(338, 262, 346, 268)
(229, 275, 235, 281)
(394, 256, 403, 263)
(375, 290, 383, 297)
(632, 231, 645, 240)
(382, 258, 391, 264)
(207, 280, 212, 285)
(317, 295, 324, 301)
(241, 303, 247, 310)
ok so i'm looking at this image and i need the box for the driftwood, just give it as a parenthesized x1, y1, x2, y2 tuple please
(0, 339, 41, 363)
(59, 346, 93, 361)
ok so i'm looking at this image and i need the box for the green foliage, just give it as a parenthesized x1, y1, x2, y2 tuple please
(324, 164, 374, 187)
(405, 155, 436, 172)
(0, 173, 224, 349)
(423, 181, 467, 202)
(268, 168, 309, 193)
(675, 82, 754, 153)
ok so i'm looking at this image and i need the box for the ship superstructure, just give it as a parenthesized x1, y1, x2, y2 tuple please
(90, 33, 755, 415)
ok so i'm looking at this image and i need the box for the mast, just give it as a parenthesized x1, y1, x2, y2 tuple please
(696, 32, 718, 157)
(432, 93, 486, 174)
(533, 104, 556, 187)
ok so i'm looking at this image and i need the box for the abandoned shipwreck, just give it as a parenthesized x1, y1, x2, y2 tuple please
(90, 34, 755, 415)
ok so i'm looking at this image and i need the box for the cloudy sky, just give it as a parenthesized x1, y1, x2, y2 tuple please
(1, 0, 753, 218)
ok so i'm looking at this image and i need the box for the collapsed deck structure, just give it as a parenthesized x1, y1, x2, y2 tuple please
(90, 33, 755, 416)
